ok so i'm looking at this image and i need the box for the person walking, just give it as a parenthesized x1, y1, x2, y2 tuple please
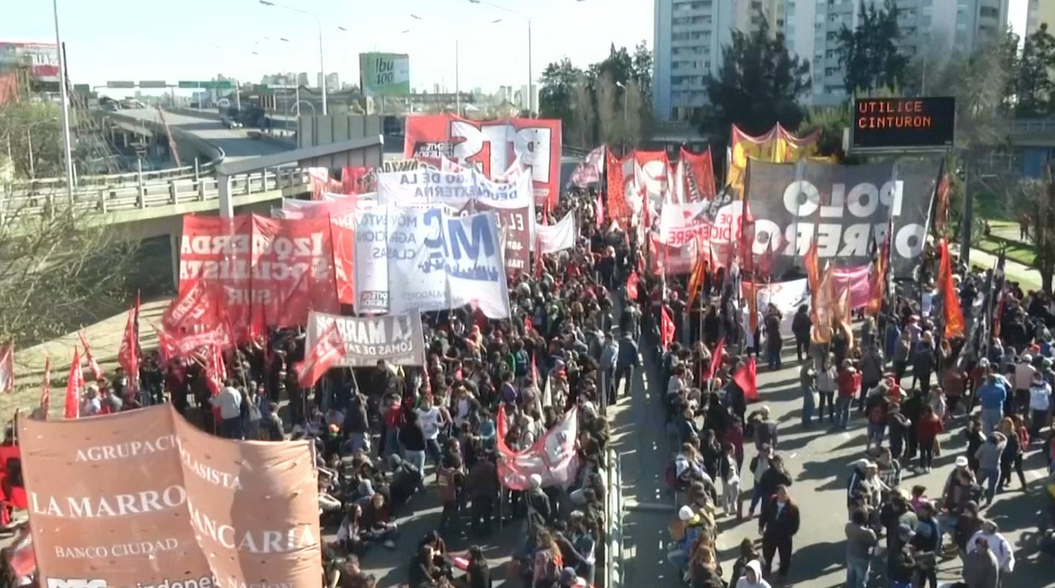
(758, 484, 800, 579)
(974, 433, 1007, 507)
(844, 507, 877, 588)
(1028, 370, 1051, 441)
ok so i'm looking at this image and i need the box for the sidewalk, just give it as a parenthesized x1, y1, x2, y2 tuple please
(965, 246, 1042, 291)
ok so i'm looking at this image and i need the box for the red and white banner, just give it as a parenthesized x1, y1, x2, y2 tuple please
(297, 321, 346, 389)
(648, 233, 697, 276)
(179, 214, 340, 338)
(64, 349, 83, 420)
(633, 151, 670, 211)
(77, 331, 103, 383)
(404, 114, 563, 208)
(659, 202, 712, 246)
(496, 404, 581, 490)
(568, 145, 605, 189)
(0, 341, 12, 393)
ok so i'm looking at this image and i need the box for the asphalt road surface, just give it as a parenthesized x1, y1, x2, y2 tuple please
(116, 109, 292, 161)
(615, 337, 1054, 588)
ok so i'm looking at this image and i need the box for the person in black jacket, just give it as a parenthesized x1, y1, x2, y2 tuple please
(792, 305, 812, 362)
(757, 454, 793, 501)
(758, 484, 800, 578)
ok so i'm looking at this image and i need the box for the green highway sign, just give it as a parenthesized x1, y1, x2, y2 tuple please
(178, 80, 234, 89)
(138, 80, 168, 89)
(106, 81, 135, 89)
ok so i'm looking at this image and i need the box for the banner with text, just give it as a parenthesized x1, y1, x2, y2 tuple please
(359, 52, 411, 96)
(353, 207, 510, 318)
(404, 114, 562, 208)
(536, 211, 577, 254)
(306, 311, 425, 367)
(19, 405, 321, 588)
(180, 215, 340, 337)
(376, 169, 534, 273)
(743, 158, 940, 279)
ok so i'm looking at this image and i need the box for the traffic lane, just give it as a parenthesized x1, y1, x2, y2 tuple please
(713, 353, 1053, 587)
(112, 109, 292, 160)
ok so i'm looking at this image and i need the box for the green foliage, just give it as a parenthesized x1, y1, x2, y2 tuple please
(797, 106, 851, 158)
(1012, 23, 1055, 117)
(836, 0, 909, 96)
(538, 42, 653, 148)
(0, 101, 64, 180)
(701, 15, 810, 145)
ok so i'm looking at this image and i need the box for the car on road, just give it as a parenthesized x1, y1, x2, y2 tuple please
(221, 115, 243, 129)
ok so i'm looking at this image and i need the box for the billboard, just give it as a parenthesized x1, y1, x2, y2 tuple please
(0, 42, 59, 82)
(359, 52, 410, 96)
(851, 97, 956, 152)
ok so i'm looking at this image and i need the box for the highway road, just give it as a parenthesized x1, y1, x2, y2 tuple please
(116, 108, 293, 162)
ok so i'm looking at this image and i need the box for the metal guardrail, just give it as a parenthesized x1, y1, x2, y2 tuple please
(1009, 118, 1055, 134)
(602, 447, 624, 588)
(0, 168, 308, 221)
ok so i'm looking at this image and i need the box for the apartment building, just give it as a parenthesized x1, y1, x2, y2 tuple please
(784, 0, 1009, 106)
(653, 0, 783, 121)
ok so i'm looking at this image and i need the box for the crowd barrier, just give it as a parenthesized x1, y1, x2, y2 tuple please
(602, 447, 624, 588)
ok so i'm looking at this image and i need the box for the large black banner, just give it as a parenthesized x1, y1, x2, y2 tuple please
(744, 158, 941, 279)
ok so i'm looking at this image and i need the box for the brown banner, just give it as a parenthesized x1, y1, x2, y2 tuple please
(19, 405, 321, 588)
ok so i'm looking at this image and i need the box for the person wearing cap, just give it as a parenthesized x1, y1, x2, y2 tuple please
(1029, 368, 1051, 441)
(889, 524, 918, 588)
(557, 566, 587, 588)
(667, 505, 703, 572)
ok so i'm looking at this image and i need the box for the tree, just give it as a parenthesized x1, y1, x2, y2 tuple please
(569, 82, 596, 148)
(1008, 169, 1055, 293)
(702, 15, 811, 143)
(631, 41, 653, 106)
(0, 101, 65, 180)
(594, 73, 619, 147)
(1013, 24, 1055, 117)
(622, 81, 645, 148)
(836, 0, 909, 96)
(796, 106, 851, 159)
(0, 193, 140, 347)
(538, 58, 583, 130)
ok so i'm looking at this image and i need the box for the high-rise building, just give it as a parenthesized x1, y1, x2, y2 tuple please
(653, 0, 783, 122)
(297, 72, 309, 87)
(784, 0, 1009, 106)
(317, 72, 340, 91)
(514, 84, 539, 112)
(1026, 0, 1055, 35)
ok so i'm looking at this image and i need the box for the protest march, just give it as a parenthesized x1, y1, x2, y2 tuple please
(0, 107, 1053, 588)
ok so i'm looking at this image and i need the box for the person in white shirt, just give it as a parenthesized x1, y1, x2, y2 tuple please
(1028, 371, 1052, 441)
(968, 520, 1015, 580)
(415, 395, 445, 466)
(210, 381, 243, 439)
(81, 385, 102, 417)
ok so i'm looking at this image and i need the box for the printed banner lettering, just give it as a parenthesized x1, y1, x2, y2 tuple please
(306, 311, 425, 367)
(743, 158, 940, 278)
(19, 405, 321, 588)
(404, 115, 562, 208)
(179, 215, 340, 337)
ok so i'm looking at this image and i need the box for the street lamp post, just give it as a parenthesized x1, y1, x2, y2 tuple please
(51, 0, 75, 199)
(467, 0, 532, 114)
(260, 0, 327, 115)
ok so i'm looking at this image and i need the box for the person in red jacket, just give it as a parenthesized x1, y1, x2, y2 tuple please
(917, 405, 944, 473)
(835, 360, 861, 431)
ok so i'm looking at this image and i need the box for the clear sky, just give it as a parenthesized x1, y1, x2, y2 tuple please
(4, 0, 653, 94)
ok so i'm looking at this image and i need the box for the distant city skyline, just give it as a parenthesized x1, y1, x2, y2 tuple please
(3, 0, 651, 94)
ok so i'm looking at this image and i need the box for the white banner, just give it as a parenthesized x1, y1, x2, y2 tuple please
(536, 212, 577, 254)
(305, 311, 426, 367)
(658, 201, 711, 246)
(746, 278, 810, 336)
(353, 206, 510, 318)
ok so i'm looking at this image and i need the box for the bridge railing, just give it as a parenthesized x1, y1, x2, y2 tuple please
(0, 168, 308, 221)
(1010, 118, 1055, 135)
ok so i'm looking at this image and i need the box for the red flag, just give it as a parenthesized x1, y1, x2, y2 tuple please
(64, 348, 84, 419)
(77, 331, 103, 383)
(40, 354, 51, 419)
(686, 241, 707, 311)
(0, 341, 12, 394)
(606, 151, 630, 223)
(297, 321, 347, 389)
(661, 306, 676, 349)
(203, 344, 226, 396)
(939, 239, 966, 337)
(626, 271, 640, 301)
(733, 356, 758, 402)
(707, 337, 725, 382)
(118, 304, 139, 389)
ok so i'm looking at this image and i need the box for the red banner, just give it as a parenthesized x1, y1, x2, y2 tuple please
(77, 331, 103, 383)
(64, 349, 83, 420)
(606, 151, 630, 223)
(297, 321, 346, 389)
(404, 114, 563, 208)
(648, 233, 696, 276)
(680, 147, 717, 202)
(179, 214, 340, 338)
